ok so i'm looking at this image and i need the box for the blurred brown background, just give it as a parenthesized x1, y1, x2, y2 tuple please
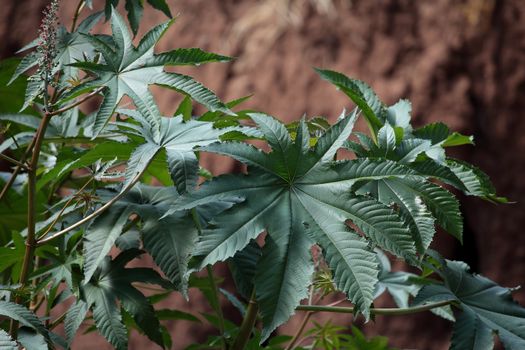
(1, 0, 524, 349)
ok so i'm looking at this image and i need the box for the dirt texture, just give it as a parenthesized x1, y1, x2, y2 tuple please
(1, 0, 525, 349)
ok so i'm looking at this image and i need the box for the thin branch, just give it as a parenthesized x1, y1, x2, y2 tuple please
(70, 0, 85, 32)
(0, 137, 36, 202)
(285, 285, 316, 350)
(295, 299, 456, 316)
(36, 158, 155, 246)
(0, 153, 29, 169)
(48, 87, 104, 117)
(36, 177, 94, 240)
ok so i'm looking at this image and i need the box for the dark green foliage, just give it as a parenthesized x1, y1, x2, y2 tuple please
(0, 3, 521, 350)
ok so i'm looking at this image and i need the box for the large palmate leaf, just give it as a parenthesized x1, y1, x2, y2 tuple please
(83, 249, 172, 349)
(414, 260, 525, 350)
(65, 9, 233, 137)
(168, 112, 422, 339)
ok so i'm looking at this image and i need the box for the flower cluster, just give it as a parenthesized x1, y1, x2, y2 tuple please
(36, 0, 60, 86)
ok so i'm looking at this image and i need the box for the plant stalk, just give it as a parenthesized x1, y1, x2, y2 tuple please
(205, 265, 226, 350)
(232, 290, 259, 350)
(285, 285, 316, 350)
(295, 299, 456, 316)
(9, 112, 52, 337)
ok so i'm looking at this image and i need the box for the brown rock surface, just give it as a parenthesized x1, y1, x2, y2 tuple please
(1, 0, 524, 349)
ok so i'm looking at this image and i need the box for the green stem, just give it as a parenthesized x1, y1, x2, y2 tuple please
(206, 265, 226, 349)
(295, 299, 456, 316)
(232, 290, 259, 350)
(285, 285, 316, 350)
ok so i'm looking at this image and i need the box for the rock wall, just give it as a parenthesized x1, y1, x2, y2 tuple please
(1, 0, 524, 349)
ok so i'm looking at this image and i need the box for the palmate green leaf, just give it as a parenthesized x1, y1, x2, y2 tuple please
(83, 186, 192, 291)
(0, 329, 17, 350)
(324, 70, 503, 205)
(413, 260, 525, 350)
(64, 9, 233, 137)
(168, 113, 420, 339)
(83, 249, 171, 349)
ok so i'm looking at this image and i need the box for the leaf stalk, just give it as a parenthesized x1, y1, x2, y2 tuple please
(295, 299, 456, 316)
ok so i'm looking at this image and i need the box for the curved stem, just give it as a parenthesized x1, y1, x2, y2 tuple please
(36, 177, 94, 240)
(71, 0, 85, 32)
(36, 157, 155, 246)
(286, 310, 313, 350)
(295, 299, 456, 316)
(232, 290, 259, 350)
(49, 87, 103, 117)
